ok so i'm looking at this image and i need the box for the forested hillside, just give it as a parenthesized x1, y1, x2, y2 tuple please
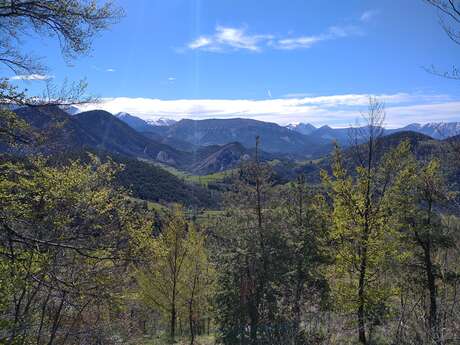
(1, 1, 459, 345)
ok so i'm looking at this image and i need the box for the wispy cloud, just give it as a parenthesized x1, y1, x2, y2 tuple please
(274, 25, 361, 50)
(360, 9, 379, 22)
(91, 66, 116, 72)
(186, 11, 373, 53)
(188, 25, 273, 52)
(9, 74, 53, 81)
(168, 77, 176, 81)
(72, 92, 458, 127)
(187, 24, 358, 52)
(274, 36, 322, 50)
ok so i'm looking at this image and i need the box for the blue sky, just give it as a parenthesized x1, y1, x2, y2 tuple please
(7, 0, 460, 127)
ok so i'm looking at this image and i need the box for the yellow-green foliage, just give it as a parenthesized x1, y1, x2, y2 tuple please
(136, 207, 214, 339)
(0, 155, 154, 343)
(136, 207, 190, 320)
(322, 141, 415, 317)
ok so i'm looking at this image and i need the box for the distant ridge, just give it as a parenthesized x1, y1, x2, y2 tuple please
(95, 110, 460, 156)
(288, 121, 460, 144)
(66, 108, 460, 142)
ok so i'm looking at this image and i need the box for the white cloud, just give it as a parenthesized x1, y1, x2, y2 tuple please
(9, 74, 53, 81)
(283, 93, 316, 98)
(187, 24, 354, 52)
(274, 25, 361, 50)
(189, 37, 212, 49)
(168, 77, 176, 81)
(72, 92, 459, 127)
(188, 26, 273, 52)
(386, 102, 460, 127)
(360, 10, 379, 22)
(188, 24, 361, 52)
(275, 36, 322, 50)
(106, 68, 116, 72)
(186, 13, 369, 52)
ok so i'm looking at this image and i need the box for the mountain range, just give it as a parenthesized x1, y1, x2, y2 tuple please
(5, 106, 460, 208)
(9, 107, 280, 175)
(61, 106, 460, 148)
(8, 106, 460, 177)
(109, 111, 460, 147)
(287, 121, 460, 143)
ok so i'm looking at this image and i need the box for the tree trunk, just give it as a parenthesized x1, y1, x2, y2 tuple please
(48, 293, 65, 345)
(423, 243, 440, 344)
(293, 264, 304, 345)
(249, 307, 259, 345)
(189, 301, 195, 345)
(248, 287, 259, 345)
(358, 247, 368, 345)
(171, 303, 176, 342)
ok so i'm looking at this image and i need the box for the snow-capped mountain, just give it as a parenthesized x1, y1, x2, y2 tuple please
(115, 112, 153, 132)
(114, 112, 176, 131)
(146, 118, 177, 127)
(61, 105, 82, 115)
(287, 121, 460, 141)
(394, 122, 460, 139)
(286, 122, 317, 135)
(63, 107, 459, 142)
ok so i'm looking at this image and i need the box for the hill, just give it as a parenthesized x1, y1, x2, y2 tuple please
(11, 107, 193, 168)
(276, 131, 450, 184)
(189, 142, 251, 175)
(45, 149, 218, 208)
(73, 110, 191, 166)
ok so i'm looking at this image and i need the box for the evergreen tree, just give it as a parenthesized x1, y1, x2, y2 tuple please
(276, 176, 330, 344)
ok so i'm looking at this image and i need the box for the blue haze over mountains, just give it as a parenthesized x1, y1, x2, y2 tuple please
(8, 106, 460, 178)
(112, 110, 460, 146)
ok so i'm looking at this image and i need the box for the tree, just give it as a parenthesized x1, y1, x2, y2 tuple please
(214, 138, 330, 345)
(322, 99, 414, 344)
(276, 175, 330, 344)
(0, 155, 153, 344)
(392, 157, 456, 344)
(423, 0, 460, 175)
(137, 207, 191, 343)
(424, 0, 460, 79)
(136, 206, 215, 344)
(0, 1, 123, 151)
(214, 137, 278, 345)
(183, 226, 215, 345)
(0, 0, 123, 105)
